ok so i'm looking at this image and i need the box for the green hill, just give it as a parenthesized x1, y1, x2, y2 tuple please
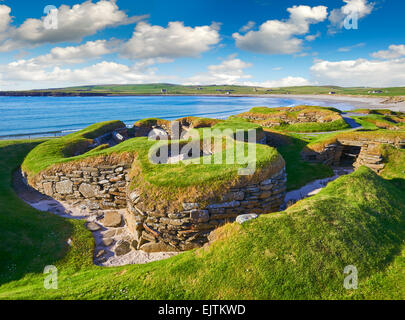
(1, 84, 405, 97)
(0, 140, 403, 299)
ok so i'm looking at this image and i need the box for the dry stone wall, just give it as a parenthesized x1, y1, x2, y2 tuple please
(30, 163, 132, 210)
(124, 167, 287, 252)
(302, 136, 405, 173)
(27, 161, 287, 252)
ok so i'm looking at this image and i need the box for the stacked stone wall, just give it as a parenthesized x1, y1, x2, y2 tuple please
(30, 163, 132, 210)
(124, 167, 287, 252)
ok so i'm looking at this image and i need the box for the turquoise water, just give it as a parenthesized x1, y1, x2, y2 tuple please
(0, 96, 355, 138)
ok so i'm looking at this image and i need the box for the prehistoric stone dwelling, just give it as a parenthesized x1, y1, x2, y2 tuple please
(23, 117, 286, 253)
(301, 133, 405, 172)
(235, 106, 345, 128)
(124, 167, 286, 252)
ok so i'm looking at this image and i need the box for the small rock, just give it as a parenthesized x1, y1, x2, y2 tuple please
(131, 240, 138, 250)
(95, 249, 106, 258)
(115, 241, 131, 256)
(104, 229, 116, 238)
(182, 202, 199, 210)
(236, 214, 258, 224)
(140, 242, 177, 253)
(97, 257, 107, 263)
(55, 180, 73, 194)
(102, 238, 114, 247)
(129, 191, 140, 202)
(115, 228, 124, 235)
(100, 211, 122, 227)
(86, 222, 101, 231)
(190, 210, 209, 223)
(260, 179, 273, 186)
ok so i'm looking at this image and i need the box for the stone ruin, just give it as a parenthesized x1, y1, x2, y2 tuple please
(301, 135, 405, 173)
(24, 118, 287, 253)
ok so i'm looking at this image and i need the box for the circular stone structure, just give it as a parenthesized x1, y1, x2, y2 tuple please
(22, 117, 287, 253)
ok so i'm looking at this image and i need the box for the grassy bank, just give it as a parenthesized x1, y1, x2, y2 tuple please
(0, 141, 403, 299)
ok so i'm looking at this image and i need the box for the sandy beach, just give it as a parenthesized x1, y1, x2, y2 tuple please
(257, 94, 405, 112)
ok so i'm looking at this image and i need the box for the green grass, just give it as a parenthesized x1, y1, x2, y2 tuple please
(249, 105, 343, 115)
(353, 109, 404, 116)
(380, 145, 405, 191)
(276, 118, 350, 133)
(21, 120, 126, 175)
(350, 115, 405, 130)
(351, 117, 380, 130)
(0, 140, 93, 286)
(0, 141, 404, 299)
(18, 84, 405, 97)
(276, 134, 334, 191)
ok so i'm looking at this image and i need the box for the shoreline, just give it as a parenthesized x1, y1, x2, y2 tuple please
(1, 92, 404, 111)
(260, 94, 405, 112)
(1, 93, 404, 140)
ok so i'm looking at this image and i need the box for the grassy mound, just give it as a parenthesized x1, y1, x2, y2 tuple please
(352, 110, 405, 130)
(21, 119, 282, 211)
(0, 141, 403, 299)
(353, 109, 404, 116)
(304, 130, 405, 153)
(21, 120, 126, 176)
(234, 106, 350, 132)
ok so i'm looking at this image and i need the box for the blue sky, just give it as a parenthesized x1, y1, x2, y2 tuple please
(0, 0, 404, 89)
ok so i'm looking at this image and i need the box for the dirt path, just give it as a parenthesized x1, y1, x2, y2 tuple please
(282, 168, 353, 210)
(12, 169, 179, 267)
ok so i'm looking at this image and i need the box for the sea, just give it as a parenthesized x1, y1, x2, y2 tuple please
(0, 95, 355, 139)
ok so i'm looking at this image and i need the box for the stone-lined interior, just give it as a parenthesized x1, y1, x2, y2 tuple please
(301, 136, 405, 172)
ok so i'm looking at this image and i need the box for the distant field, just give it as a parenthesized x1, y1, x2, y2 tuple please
(2, 84, 405, 97)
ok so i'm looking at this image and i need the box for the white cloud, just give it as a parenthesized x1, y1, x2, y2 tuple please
(239, 21, 256, 33)
(329, 0, 374, 31)
(186, 56, 252, 85)
(243, 76, 312, 88)
(121, 21, 220, 59)
(0, 5, 11, 34)
(338, 42, 365, 52)
(305, 31, 321, 41)
(0, 60, 174, 90)
(371, 44, 405, 59)
(0, 0, 146, 52)
(32, 40, 116, 65)
(310, 57, 405, 87)
(233, 5, 328, 55)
